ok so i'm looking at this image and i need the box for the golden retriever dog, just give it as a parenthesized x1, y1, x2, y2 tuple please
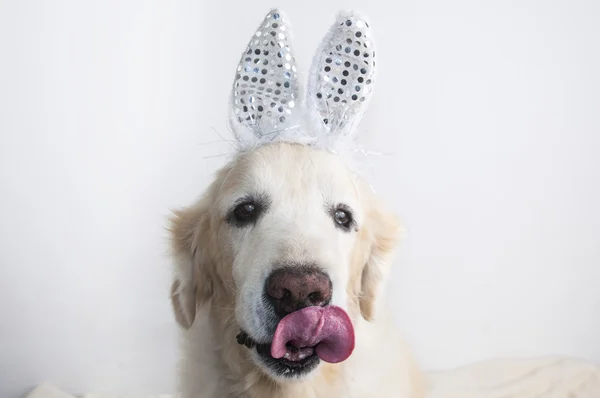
(168, 143, 424, 397)
(167, 9, 424, 398)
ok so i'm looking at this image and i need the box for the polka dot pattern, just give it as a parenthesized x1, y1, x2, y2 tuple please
(232, 11, 299, 135)
(309, 15, 376, 134)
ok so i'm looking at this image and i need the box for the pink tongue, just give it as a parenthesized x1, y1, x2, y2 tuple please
(271, 306, 355, 363)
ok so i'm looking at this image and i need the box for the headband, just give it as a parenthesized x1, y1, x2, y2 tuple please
(229, 9, 377, 156)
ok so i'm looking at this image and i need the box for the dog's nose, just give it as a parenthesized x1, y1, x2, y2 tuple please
(265, 267, 332, 318)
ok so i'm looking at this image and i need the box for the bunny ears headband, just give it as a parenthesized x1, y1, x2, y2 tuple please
(229, 9, 377, 154)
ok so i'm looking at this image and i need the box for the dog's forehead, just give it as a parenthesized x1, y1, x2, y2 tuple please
(218, 144, 360, 208)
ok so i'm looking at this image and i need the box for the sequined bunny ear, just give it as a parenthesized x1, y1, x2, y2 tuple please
(230, 10, 301, 147)
(307, 12, 377, 137)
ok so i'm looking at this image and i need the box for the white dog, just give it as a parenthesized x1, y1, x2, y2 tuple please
(168, 9, 424, 398)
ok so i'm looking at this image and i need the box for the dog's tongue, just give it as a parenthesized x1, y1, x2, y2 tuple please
(271, 305, 355, 363)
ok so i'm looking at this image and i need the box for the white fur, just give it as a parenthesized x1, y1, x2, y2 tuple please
(169, 144, 424, 398)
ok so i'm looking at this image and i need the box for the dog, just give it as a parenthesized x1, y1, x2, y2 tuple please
(168, 143, 424, 397)
(167, 9, 424, 398)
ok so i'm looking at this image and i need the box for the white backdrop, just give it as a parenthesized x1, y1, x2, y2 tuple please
(1, 0, 599, 396)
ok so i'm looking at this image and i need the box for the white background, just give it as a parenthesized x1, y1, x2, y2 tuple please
(1, 0, 599, 396)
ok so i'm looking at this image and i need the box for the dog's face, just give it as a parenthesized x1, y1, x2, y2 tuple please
(170, 143, 398, 381)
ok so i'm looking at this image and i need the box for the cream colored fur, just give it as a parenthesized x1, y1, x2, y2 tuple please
(168, 143, 425, 398)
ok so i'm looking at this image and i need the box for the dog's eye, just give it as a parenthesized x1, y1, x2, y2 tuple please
(333, 208, 353, 230)
(227, 195, 269, 227)
(229, 201, 262, 226)
(234, 202, 257, 221)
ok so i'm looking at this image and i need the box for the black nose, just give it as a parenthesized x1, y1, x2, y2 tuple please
(265, 267, 332, 319)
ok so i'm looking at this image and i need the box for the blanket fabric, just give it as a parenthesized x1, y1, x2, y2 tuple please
(26, 357, 600, 398)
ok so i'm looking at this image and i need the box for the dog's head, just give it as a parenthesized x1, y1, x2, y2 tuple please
(169, 143, 399, 380)
(169, 9, 393, 381)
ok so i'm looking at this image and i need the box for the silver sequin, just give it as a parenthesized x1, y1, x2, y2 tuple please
(231, 10, 299, 137)
(308, 14, 376, 135)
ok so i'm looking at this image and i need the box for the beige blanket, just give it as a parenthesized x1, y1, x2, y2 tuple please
(26, 357, 600, 398)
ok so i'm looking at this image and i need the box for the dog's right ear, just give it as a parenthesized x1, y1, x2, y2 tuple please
(168, 198, 213, 330)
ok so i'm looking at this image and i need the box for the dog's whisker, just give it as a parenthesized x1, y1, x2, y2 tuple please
(197, 139, 236, 146)
(211, 126, 236, 149)
(208, 305, 236, 311)
(202, 152, 231, 159)
(222, 304, 242, 326)
(221, 279, 238, 294)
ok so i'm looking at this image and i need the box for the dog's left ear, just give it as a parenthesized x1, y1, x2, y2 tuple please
(168, 195, 215, 330)
(168, 204, 204, 330)
(359, 197, 401, 321)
